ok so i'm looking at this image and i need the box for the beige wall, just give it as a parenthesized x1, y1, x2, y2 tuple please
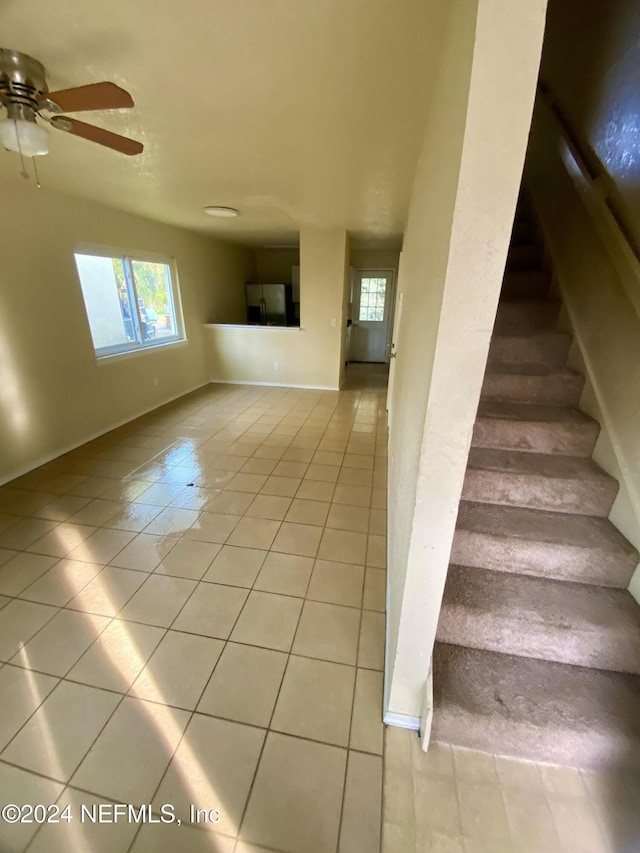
(254, 248, 300, 285)
(350, 249, 401, 272)
(0, 181, 253, 484)
(540, 0, 640, 252)
(386, 0, 476, 723)
(526, 97, 640, 602)
(339, 235, 352, 387)
(539, 2, 640, 599)
(385, 0, 548, 722)
(205, 227, 349, 390)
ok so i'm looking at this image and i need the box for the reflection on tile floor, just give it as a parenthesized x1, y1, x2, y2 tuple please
(0, 380, 386, 853)
(383, 728, 640, 853)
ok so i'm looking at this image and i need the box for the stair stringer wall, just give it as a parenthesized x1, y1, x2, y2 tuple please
(566, 336, 640, 602)
(525, 97, 640, 603)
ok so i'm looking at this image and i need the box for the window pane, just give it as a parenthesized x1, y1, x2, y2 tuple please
(75, 252, 182, 357)
(75, 254, 133, 350)
(131, 261, 177, 341)
(358, 276, 387, 322)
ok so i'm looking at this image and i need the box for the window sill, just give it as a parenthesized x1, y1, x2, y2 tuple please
(96, 338, 188, 364)
(203, 324, 302, 331)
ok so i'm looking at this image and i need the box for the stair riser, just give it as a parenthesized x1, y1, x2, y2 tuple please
(432, 644, 640, 770)
(437, 609, 640, 675)
(472, 418, 599, 456)
(494, 301, 560, 333)
(507, 244, 543, 270)
(431, 709, 635, 770)
(488, 334, 570, 366)
(451, 530, 637, 588)
(511, 221, 536, 245)
(462, 469, 618, 516)
(482, 373, 584, 406)
(502, 272, 551, 300)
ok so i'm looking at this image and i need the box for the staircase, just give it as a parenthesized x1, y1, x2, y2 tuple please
(431, 204, 640, 770)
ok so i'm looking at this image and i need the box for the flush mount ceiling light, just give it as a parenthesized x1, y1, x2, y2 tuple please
(203, 206, 239, 218)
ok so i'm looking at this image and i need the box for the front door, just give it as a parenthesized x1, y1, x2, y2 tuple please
(350, 269, 394, 362)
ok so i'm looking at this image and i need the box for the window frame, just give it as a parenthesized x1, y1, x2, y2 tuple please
(73, 243, 186, 359)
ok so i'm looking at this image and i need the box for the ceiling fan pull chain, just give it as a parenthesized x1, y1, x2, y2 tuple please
(32, 155, 41, 188)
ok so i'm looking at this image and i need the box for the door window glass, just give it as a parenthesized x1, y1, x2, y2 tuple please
(358, 277, 387, 322)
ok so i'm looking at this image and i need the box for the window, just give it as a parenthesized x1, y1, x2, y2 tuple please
(358, 276, 387, 322)
(74, 250, 184, 357)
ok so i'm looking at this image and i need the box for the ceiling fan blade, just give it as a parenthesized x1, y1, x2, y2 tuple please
(52, 116, 143, 155)
(43, 82, 134, 113)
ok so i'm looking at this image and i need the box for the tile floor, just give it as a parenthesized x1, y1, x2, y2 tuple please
(384, 728, 640, 853)
(0, 377, 387, 853)
(4, 367, 636, 853)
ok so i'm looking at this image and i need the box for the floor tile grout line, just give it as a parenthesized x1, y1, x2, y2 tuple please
(94, 402, 290, 853)
(119, 396, 366, 847)
(0, 384, 388, 852)
(122, 521, 292, 850)
(3, 637, 385, 695)
(0, 452, 383, 516)
(3, 404, 364, 479)
(122, 572, 256, 853)
(578, 769, 617, 853)
(233, 520, 319, 847)
(2, 533, 384, 590)
(0, 724, 384, 802)
(0, 569, 178, 759)
(21, 773, 187, 853)
(0, 670, 65, 761)
(335, 564, 367, 853)
(8, 604, 119, 681)
(19, 677, 131, 851)
(376, 427, 389, 851)
(2, 550, 386, 615)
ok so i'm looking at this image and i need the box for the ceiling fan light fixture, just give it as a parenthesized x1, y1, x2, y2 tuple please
(203, 206, 239, 218)
(0, 117, 49, 156)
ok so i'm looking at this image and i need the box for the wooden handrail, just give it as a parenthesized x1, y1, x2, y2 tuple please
(537, 85, 640, 319)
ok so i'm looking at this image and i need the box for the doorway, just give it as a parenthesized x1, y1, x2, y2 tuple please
(349, 269, 395, 362)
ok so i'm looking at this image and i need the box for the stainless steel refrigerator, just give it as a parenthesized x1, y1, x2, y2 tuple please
(245, 283, 293, 326)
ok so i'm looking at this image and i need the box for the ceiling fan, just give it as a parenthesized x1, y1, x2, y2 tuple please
(0, 47, 143, 162)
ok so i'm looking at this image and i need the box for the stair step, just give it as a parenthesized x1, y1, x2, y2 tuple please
(463, 448, 618, 516)
(511, 220, 537, 245)
(432, 643, 640, 769)
(437, 566, 640, 674)
(488, 331, 571, 366)
(494, 299, 560, 333)
(472, 401, 599, 456)
(507, 244, 544, 270)
(481, 364, 584, 406)
(502, 271, 551, 299)
(452, 502, 639, 588)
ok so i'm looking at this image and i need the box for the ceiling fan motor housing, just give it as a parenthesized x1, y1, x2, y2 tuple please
(0, 49, 48, 123)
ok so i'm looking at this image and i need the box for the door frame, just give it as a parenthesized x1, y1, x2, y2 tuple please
(348, 268, 397, 363)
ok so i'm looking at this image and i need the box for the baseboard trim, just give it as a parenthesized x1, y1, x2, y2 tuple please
(0, 380, 210, 487)
(209, 378, 339, 391)
(383, 712, 421, 731)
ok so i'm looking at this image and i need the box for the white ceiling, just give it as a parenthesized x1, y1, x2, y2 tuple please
(0, 0, 446, 246)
